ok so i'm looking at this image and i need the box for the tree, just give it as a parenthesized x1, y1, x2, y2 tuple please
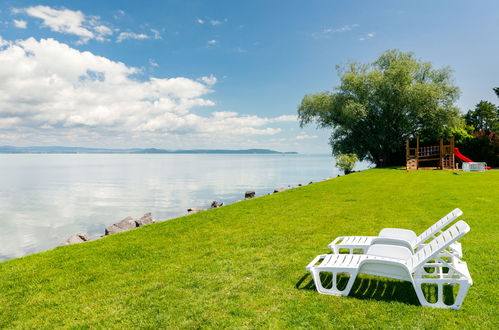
(464, 101, 499, 132)
(298, 49, 462, 167)
(335, 154, 358, 174)
(493, 87, 499, 99)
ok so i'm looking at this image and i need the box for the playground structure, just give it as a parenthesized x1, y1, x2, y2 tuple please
(406, 136, 489, 171)
(406, 136, 456, 170)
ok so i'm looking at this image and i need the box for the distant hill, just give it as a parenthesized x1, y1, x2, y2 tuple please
(0, 146, 298, 154)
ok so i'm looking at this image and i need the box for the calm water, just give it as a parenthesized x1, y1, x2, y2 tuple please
(0, 154, 369, 260)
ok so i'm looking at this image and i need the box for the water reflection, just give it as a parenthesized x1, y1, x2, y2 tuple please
(0, 154, 369, 260)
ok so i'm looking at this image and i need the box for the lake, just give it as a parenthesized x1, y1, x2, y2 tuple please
(0, 153, 370, 260)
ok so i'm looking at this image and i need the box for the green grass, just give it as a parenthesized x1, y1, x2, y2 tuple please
(0, 169, 498, 328)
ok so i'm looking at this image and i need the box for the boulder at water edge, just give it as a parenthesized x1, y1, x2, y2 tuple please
(245, 191, 255, 199)
(211, 201, 223, 208)
(60, 233, 90, 246)
(135, 213, 155, 227)
(105, 216, 137, 235)
(187, 208, 204, 214)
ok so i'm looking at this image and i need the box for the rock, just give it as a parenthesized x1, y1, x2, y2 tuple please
(105, 216, 137, 235)
(187, 208, 204, 214)
(273, 187, 285, 193)
(298, 184, 302, 187)
(60, 233, 89, 246)
(245, 191, 255, 199)
(135, 212, 155, 227)
(309, 181, 313, 184)
(210, 201, 223, 208)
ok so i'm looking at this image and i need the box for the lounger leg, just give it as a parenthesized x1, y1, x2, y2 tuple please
(413, 279, 471, 310)
(310, 269, 358, 296)
(452, 281, 471, 310)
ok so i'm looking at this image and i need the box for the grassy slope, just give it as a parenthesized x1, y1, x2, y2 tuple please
(0, 169, 498, 328)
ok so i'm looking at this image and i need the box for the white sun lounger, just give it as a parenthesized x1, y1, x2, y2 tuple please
(328, 208, 463, 257)
(307, 220, 472, 310)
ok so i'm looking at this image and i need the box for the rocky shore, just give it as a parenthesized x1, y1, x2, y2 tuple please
(59, 176, 341, 246)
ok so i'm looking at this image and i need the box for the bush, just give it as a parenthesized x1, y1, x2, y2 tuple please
(336, 154, 358, 174)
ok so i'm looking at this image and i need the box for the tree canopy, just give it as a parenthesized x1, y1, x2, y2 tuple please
(464, 100, 499, 132)
(298, 49, 462, 167)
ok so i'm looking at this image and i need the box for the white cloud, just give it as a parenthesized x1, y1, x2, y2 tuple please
(117, 32, 149, 43)
(93, 25, 112, 37)
(313, 24, 359, 39)
(234, 47, 247, 53)
(295, 134, 318, 140)
(0, 36, 295, 147)
(210, 20, 222, 26)
(149, 59, 158, 67)
(198, 75, 217, 86)
(150, 28, 162, 39)
(207, 39, 218, 45)
(196, 18, 204, 24)
(114, 10, 125, 19)
(13, 6, 113, 44)
(0, 36, 8, 47)
(359, 32, 376, 41)
(13, 19, 27, 29)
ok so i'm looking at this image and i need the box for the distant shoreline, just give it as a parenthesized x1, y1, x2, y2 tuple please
(0, 146, 298, 155)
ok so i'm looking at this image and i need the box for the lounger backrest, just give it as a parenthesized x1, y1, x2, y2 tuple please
(412, 208, 463, 248)
(409, 220, 470, 272)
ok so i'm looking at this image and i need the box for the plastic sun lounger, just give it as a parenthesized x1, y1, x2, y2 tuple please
(328, 208, 463, 257)
(307, 220, 473, 310)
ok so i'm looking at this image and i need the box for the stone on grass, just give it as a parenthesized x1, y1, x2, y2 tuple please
(60, 233, 90, 246)
(245, 191, 255, 199)
(105, 216, 137, 235)
(211, 201, 223, 208)
(273, 187, 285, 193)
(135, 213, 155, 227)
(187, 208, 204, 214)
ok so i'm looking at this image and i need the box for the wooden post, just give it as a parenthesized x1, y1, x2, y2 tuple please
(439, 137, 444, 169)
(416, 136, 420, 169)
(406, 139, 409, 170)
(450, 136, 455, 169)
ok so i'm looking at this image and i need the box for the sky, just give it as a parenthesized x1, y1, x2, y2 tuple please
(0, 1, 498, 153)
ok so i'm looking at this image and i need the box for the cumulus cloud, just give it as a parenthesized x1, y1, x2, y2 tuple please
(359, 32, 376, 41)
(149, 59, 159, 67)
(295, 134, 318, 140)
(13, 5, 113, 44)
(198, 75, 217, 86)
(207, 39, 218, 45)
(0, 36, 296, 147)
(117, 32, 149, 42)
(13, 19, 27, 29)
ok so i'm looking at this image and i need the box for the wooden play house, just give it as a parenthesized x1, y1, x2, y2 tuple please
(406, 136, 455, 170)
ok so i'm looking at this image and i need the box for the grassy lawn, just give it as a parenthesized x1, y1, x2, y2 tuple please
(0, 169, 498, 328)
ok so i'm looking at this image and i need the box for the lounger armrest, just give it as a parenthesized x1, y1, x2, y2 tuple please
(306, 254, 328, 271)
(378, 228, 417, 241)
(371, 237, 413, 251)
(327, 236, 345, 248)
(366, 244, 413, 261)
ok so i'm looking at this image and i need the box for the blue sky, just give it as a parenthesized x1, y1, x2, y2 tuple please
(0, 0, 498, 153)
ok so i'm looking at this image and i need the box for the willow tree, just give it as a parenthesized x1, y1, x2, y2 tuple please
(298, 49, 462, 167)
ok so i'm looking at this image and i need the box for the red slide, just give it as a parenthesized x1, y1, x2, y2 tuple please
(454, 148, 474, 162)
(454, 147, 492, 170)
